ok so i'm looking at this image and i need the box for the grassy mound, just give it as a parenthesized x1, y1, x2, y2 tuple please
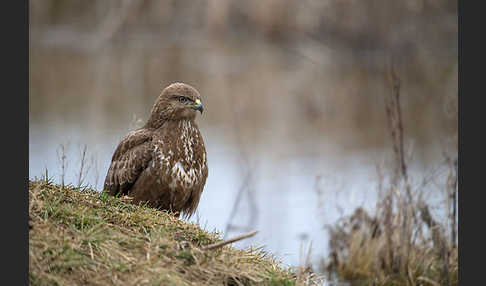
(28, 179, 301, 286)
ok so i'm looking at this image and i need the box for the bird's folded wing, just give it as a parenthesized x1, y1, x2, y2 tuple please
(104, 129, 153, 196)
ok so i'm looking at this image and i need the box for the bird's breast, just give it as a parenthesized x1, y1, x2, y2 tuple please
(151, 121, 206, 190)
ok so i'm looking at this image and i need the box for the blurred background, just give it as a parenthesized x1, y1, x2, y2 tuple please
(29, 0, 457, 269)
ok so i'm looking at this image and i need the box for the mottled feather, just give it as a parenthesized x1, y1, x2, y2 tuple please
(103, 82, 208, 218)
(104, 129, 153, 196)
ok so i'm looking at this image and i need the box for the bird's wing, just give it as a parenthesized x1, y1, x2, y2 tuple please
(103, 129, 153, 196)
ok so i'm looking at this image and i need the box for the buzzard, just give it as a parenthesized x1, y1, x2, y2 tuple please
(103, 82, 208, 218)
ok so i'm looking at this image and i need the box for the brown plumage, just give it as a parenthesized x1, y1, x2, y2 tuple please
(103, 82, 208, 218)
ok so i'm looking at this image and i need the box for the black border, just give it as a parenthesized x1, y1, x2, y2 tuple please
(457, 0, 462, 283)
(5, 0, 29, 284)
(459, 0, 477, 285)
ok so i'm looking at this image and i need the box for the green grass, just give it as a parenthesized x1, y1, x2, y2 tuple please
(29, 180, 306, 286)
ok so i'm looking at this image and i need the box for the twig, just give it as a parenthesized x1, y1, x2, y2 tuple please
(77, 144, 90, 188)
(202, 230, 258, 250)
(223, 169, 258, 239)
(445, 155, 457, 248)
(56, 143, 68, 188)
(386, 62, 412, 204)
(224, 172, 249, 237)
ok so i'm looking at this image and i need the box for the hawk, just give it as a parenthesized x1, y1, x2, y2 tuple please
(103, 82, 208, 218)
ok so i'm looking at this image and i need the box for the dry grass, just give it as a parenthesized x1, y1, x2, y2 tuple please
(29, 179, 308, 286)
(322, 66, 458, 286)
(325, 205, 458, 286)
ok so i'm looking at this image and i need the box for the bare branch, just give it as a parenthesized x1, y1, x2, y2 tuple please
(202, 230, 258, 251)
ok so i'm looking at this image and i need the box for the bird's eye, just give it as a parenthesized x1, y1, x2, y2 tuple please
(178, 96, 188, 103)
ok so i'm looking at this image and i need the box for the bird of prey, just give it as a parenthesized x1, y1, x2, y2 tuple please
(103, 82, 208, 218)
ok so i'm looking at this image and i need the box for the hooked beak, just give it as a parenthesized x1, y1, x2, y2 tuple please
(192, 98, 204, 114)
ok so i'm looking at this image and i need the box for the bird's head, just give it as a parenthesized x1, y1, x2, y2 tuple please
(146, 82, 204, 128)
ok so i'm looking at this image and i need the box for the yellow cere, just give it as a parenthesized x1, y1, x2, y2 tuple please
(195, 99, 201, 105)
